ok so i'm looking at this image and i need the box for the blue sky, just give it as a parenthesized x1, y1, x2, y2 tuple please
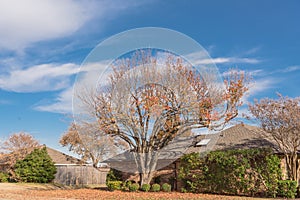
(0, 0, 299, 153)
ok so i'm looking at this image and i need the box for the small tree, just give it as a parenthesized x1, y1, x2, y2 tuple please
(14, 147, 56, 183)
(60, 122, 127, 167)
(0, 132, 40, 176)
(249, 94, 300, 183)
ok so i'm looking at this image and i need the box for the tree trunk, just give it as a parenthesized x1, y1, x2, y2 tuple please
(286, 153, 299, 184)
(134, 151, 159, 186)
(139, 171, 155, 186)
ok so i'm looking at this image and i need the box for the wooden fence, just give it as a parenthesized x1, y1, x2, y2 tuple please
(54, 165, 110, 186)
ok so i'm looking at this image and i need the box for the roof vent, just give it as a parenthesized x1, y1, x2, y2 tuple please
(195, 138, 211, 147)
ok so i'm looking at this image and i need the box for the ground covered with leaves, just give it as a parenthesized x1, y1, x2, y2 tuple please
(0, 183, 271, 200)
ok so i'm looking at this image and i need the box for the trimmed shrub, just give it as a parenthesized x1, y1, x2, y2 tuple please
(107, 181, 122, 191)
(0, 172, 9, 182)
(151, 183, 161, 192)
(14, 147, 56, 183)
(121, 180, 132, 191)
(162, 183, 171, 192)
(125, 180, 132, 187)
(129, 183, 140, 192)
(277, 180, 297, 198)
(141, 183, 151, 192)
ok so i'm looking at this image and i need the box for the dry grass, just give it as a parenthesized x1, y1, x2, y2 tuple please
(0, 183, 273, 200)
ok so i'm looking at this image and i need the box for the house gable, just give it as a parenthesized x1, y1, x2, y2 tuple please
(45, 147, 82, 165)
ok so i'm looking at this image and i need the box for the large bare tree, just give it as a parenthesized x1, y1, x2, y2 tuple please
(249, 94, 300, 183)
(75, 50, 248, 185)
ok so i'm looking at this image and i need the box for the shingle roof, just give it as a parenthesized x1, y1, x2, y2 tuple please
(191, 124, 281, 153)
(0, 146, 83, 166)
(103, 124, 282, 171)
(45, 147, 83, 165)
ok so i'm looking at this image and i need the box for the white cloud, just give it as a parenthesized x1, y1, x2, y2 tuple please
(0, 99, 12, 105)
(0, 0, 146, 52)
(0, 63, 79, 92)
(242, 78, 275, 105)
(249, 78, 274, 94)
(33, 60, 112, 113)
(196, 57, 260, 65)
(34, 87, 73, 113)
(261, 65, 300, 75)
(243, 47, 261, 55)
(185, 51, 261, 65)
(281, 66, 300, 73)
(33, 56, 263, 114)
(222, 69, 264, 77)
(0, 0, 94, 51)
(248, 69, 264, 76)
(236, 78, 275, 121)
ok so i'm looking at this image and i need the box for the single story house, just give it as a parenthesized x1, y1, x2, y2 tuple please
(104, 124, 292, 190)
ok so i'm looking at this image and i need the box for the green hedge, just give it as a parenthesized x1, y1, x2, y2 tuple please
(179, 148, 282, 197)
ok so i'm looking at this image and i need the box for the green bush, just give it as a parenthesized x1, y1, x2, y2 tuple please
(162, 183, 171, 192)
(121, 180, 132, 191)
(179, 148, 282, 197)
(277, 180, 297, 198)
(106, 181, 122, 191)
(141, 183, 151, 192)
(0, 172, 9, 182)
(151, 183, 161, 192)
(14, 147, 56, 183)
(129, 183, 140, 192)
(106, 168, 123, 183)
(125, 180, 132, 187)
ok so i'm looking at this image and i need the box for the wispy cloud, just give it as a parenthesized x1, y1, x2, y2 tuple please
(185, 51, 261, 65)
(242, 78, 276, 104)
(263, 65, 300, 75)
(0, 99, 12, 105)
(243, 46, 262, 55)
(32, 56, 263, 114)
(34, 87, 73, 113)
(222, 69, 264, 77)
(0, 63, 79, 92)
(280, 65, 300, 73)
(236, 77, 275, 120)
(197, 57, 261, 65)
(33, 60, 111, 113)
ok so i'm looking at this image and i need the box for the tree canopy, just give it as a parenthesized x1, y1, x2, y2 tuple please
(0, 132, 40, 176)
(74, 49, 248, 185)
(60, 122, 127, 167)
